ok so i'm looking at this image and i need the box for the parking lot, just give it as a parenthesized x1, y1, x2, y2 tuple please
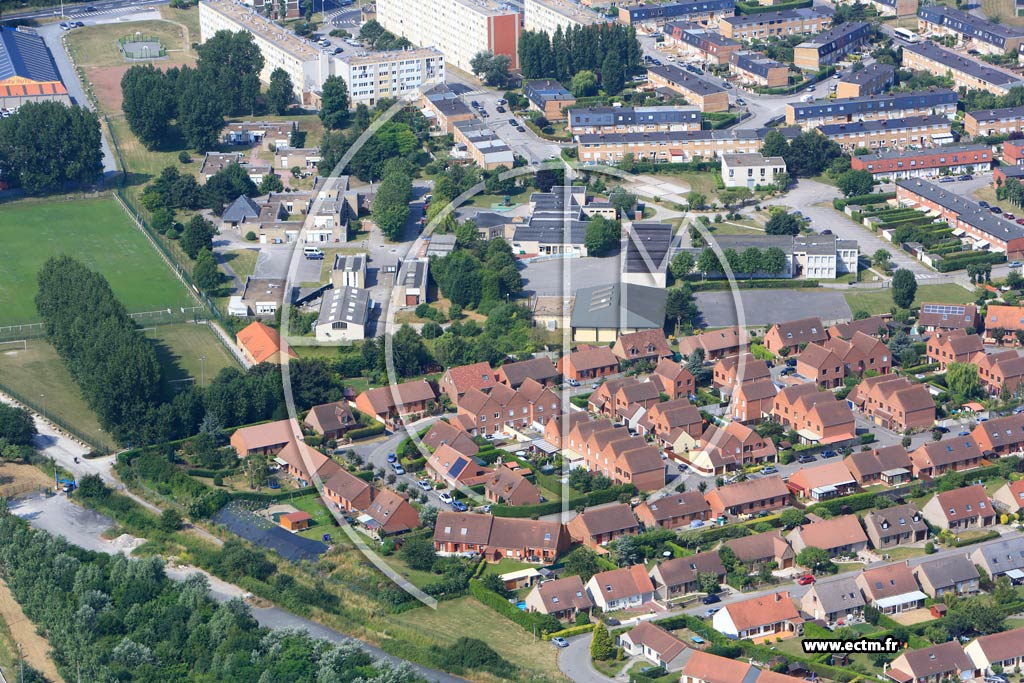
(694, 290, 852, 328)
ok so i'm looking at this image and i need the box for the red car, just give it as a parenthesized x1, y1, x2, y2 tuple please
(797, 574, 815, 585)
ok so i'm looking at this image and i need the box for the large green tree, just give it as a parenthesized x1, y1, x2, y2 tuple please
(0, 102, 102, 194)
(319, 75, 351, 130)
(765, 210, 801, 236)
(266, 67, 294, 116)
(891, 269, 917, 309)
(120, 64, 176, 149)
(181, 215, 216, 260)
(837, 169, 874, 197)
(195, 30, 265, 115)
(469, 51, 511, 88)
(202, 163, 258, 212)
(372, 161, 412, 241)
(946, 362, 980, 404)
(584, 215, 620, 256)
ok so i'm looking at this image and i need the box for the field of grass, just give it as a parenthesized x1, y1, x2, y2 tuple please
(142, 323, 238, 387)
(844, 283, 975, 316)
(0, 340, 111, 450)
(66, 20, 189, 68)
(0, 196, 193, 326)
(387, 596, 562, 682)
(222, 249, 260, 281)
(981, 0, 1024, 24)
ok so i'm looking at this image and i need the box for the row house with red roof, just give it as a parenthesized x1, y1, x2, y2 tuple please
(848, 375, 936, 432)
(926, 330, 984, 371)
(976, 350, 1024, 396)
(565, 418, 666, 491)
(456, 378, 560, 436)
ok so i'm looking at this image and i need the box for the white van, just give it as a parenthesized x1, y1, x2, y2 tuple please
(303, 246, 324, 260)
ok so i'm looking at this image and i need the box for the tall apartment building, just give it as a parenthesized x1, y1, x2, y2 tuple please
(618, 0, 735, 25)
(818, 115, 953, 151)
(964, 105, 1024, 137)
(524, 0, 606, 34)
(375, 0, 520, 72)
(718, 7, 833, 41)
(918, 5, 1024, 55)
(666, 21, 740, 65)
(785, 88, 958, 128)
(199, 0, 331, 102)
(793, 21, 871, 70)
(729, 50, 789, 88)
(902, 42, 1024, 96)
(335, 48, 445, 107)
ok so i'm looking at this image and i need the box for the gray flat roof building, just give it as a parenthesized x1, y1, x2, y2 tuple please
(818, 114, 950, 136)
(624, 222, 675, 275)
(620, 0, 734, 23)
(897, 177, 1024, 246)
(918, 5, 1024, 51)
(568, 105, 701, 129)
(789, 88, 957, 122)
(571, 283, 667, 331)
(647, 64, 728, 96)
(317, 286, 370, 328)
(730, 51, 786, 78)
(903, 42, 1024, 88)
(721, 6, 831, 29)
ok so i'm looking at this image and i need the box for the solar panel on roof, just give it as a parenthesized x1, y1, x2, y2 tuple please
(448, 458, 467, 478)
(922, 303, 966, 316)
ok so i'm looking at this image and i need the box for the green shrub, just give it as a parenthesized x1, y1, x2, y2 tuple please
(469, 580, 561, 634)
(348, 424, 386, 440)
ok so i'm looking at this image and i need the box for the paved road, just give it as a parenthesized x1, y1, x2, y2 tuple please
(560, 633, 616, 683)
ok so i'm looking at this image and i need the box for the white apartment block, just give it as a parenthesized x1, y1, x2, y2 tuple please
(524, 0, 606, 35)
(199, 0, 332, 102)
(720, 153, 786, 189)
(375, 0, 521, 73)
(335, 48, 445, 106)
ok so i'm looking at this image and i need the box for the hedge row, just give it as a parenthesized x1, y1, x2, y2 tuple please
(542, 624, 594, 641)
(348, 424, 386, 440)
(736, 0, 812, 14)
(953, 529, 1001, 547)
(188, 467, 238, 478)
(690, 279, 820, 292)
(846, 192, 896, 206)
(807, 491, 879, 517)
(935, 251, 1006, 272)
(632, 160, 721, 174)
(468, 580, 561, 634)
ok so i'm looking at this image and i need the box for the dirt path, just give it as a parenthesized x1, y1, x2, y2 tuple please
(0, 577, 65, 683)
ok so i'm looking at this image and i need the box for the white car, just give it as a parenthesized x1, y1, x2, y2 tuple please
(417, 479, 432, 491)
(439, 492, 453, 504)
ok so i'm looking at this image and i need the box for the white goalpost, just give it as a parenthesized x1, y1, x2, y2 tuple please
(0, 340, 28, 352)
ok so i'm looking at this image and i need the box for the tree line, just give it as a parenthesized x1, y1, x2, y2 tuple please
(0, 504, 425, 683)
(373, 158, 413, 241)
(761, 129, 848, 178)
(518, 23, 643, 95)
(318, 101, 432, 182)
(0, 101, 103, 194)
(121, 31, 264, 152)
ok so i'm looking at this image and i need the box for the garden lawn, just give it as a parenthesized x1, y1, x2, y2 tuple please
(142, 323, 239, 387)
(288, 494, 342, 541)
(387, 596, 562, 682)
(480, 558, 537, 577)
(844, 283, 975, 316)
(0, 196, 193, 326)
(0, 340, 111, 451)
(65, 20, 190, 68)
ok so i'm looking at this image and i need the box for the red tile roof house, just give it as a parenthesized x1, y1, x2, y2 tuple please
(731, 378, 778, 423)
(844, 445, 913, 486)
(973, 413, 1024, 456)
(584, 564, 656, 612)
(557, 344, 620, 381)
(705, 475, 791, 519)
(763, 317, 828, 356)
(863, 504, 929, 549)
(855, 561, 926, 614)
(618, 621, 690, 671)
(683, 421, 778, 476)
(921, 484, 997, 531)
(457, 379, 560, 436)
(982, 304, 1024, 344)
(433, 511, 568, 563)
(567, 502, 641, 549)
(354, 380, 437, 429)
(963, 626, 1024, 677)
(925, 330, 984, 371)
(635, 490, 711, 530)
(422, 419, 479, 457)
(786, 461, 858, 501)
(795, 342, 846, 389)
(824, 331, 892, 377)
(886, 641, 973, 683)
(275, 440, 341, 486)
(829, 315, 890, 340)
(611, 329, 673, 363)
(917, 302, 980, 333)
(678, 327, 749, 360)
(652, 358, 696, 400)
(681, 650, 761, 683)
(992, 479, 1024, 513)
(976, 350, 1024, 396)
(649, 550, 726, 600)
(711, 591, 803, 641)
(640, 398, 703, 448)
(849, 375, 936, 433)
(787, 514, 869, 558)
(303, 401, 356, 441)
(713, 353, 771, 395)
(771, 384, 856, 446)
(565, 418, 667, 491)
(494, 356, 559, 388)
(543, 412, 589, 450)
(440, 361, 496, 404)
(909, 434, 984, 478)
(588, 377, 657, 418)
(611, 380, 661, 422)
(322, 465, 373, 513)
(524, 576, 594, 621)
(587, 377, 630, 415)
(231, 419, 295, 457)
(425, 443, 493, 488)
(724, 529, 796, 569)
(361, 488, 421, 537)
(483, 465, 542, 506)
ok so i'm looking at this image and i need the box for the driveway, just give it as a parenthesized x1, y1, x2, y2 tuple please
(695, 289, 852, 328)
(559, 633, 616, 683)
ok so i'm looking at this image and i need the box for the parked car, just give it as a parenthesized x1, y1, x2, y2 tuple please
(939, 176, 956, 184)
(439, 492, 453, 504)
(722, 82, 732, 89)
(59, 21, 70, 29)
(780, 367, 795, 376)
(702, 594, 721, 605)
(958, 174, 973, 181)
(797, 574, 816, 586)
(417, 479, 432, 491)
(934, 426, 949, 434)
(821, 450, 838, 459)
(786, 358, 797, 367)
(591, 383, 601, 390)
(508, 118, 517, 126)
(991, 206, 1003, 214)
(552, 637, 569, 648)
(797, 454, 816, 464)
(761, 466, 778, 475)
(517, 125, 526, 132)
(386, 453, 397, 463)
(496, 106, 506, 113)
(451, 501, 468, 512)
(1012, 261, 1023, 267)
(393, 464, 406, 475)
(979, 200, 990, 208)
(567, 378, 580, 387)
(735, 98, 746, 106)
(470, 100, 480, 108)
(1007, 213, 1017, 220)
(703, 608, 720, 618)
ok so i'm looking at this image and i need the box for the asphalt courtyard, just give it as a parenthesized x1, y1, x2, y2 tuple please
(695, 289, 852, 328)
